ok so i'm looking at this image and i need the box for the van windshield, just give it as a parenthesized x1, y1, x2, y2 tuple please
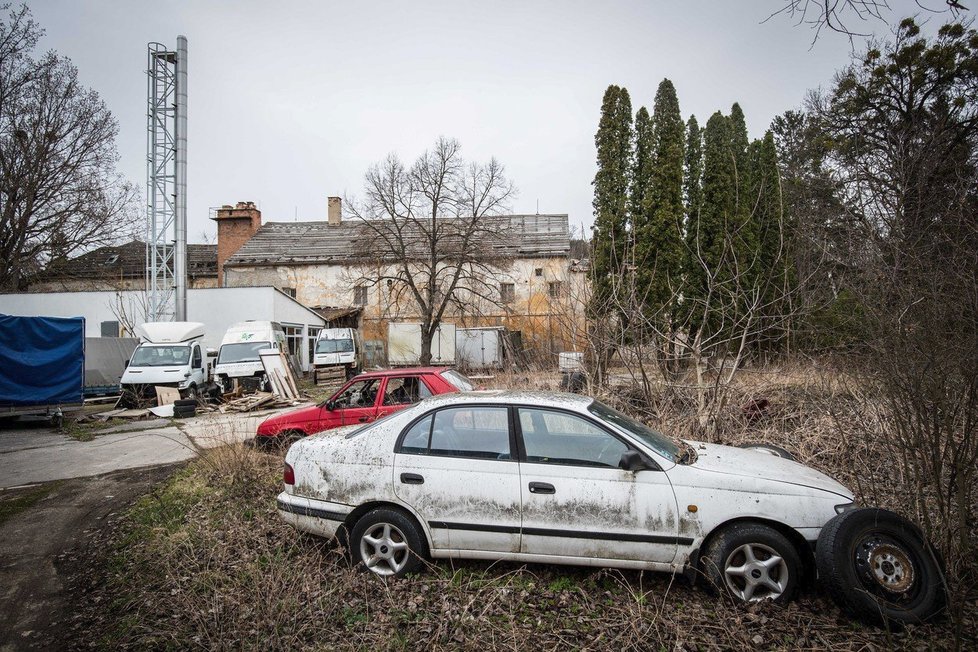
(130, 345, 190, 367)
(217, 341, 270, 364)
(316, 339, 354, 354)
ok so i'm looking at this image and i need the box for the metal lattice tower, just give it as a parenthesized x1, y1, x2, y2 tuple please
(145, 37, 187, 322)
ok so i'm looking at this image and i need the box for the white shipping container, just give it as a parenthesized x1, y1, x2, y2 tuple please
(387, 322, 456, 366)
(457, 327, 504, 370)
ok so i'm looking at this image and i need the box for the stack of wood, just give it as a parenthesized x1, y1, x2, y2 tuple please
(220, 392, 295, 413)
(314, 365, 346, 388)
(259, 349, 301, 401)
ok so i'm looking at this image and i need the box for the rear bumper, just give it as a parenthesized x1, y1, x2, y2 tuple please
(276, 492, 353, 539)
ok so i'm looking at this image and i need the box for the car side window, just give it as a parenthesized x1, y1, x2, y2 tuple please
(402, 407, 510, 460)
(518, 408, 628, 468)
(399, 415, 433, 453)
(332, 379, 379, 409)
(383, 376, 428, 406)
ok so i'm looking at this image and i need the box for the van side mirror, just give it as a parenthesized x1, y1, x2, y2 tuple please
(124, 359, 129, 367)
(619, 450, 649, 472)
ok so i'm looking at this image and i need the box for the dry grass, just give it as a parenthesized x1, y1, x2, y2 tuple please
(58, 361, 973, 650)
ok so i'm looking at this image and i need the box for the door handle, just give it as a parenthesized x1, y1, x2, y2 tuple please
(400, 473, 424, 485)
(358, 416, 370, 423)
(528, 482, 555, 494)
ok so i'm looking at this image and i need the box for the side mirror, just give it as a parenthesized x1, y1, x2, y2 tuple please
(619, 450, 648, 472)
(124, 359, 130, 367)
(325, 401, 336, 411)
(207, 348, 218, 358)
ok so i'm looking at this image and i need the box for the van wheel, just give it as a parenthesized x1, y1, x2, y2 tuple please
(183, 384, 198, 401)
(702, 522, 802, 604)
(816, 508, 946, 627)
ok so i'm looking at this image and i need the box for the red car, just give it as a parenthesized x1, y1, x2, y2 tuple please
(255, 367, 474, 442)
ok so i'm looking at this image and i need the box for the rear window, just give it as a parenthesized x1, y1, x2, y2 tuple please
(441, 369, 474, 391)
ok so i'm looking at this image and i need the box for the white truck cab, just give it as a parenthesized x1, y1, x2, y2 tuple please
(314, 328, 362, 378)
(213, 321, 287, 393)
(120, 322, 209, 402)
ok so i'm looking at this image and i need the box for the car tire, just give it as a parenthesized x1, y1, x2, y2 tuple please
(173, 398, 197, 408)
(816, 507, 946, 627)
(736, 443, 796, 461)
(350, 507, 428, 578)
(702, 522, 802, 604)
(183, 384, 198, 401)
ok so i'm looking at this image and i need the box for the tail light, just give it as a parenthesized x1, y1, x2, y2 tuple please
(283, 462, 295, 485)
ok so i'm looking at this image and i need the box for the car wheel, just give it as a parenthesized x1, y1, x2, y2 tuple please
(816, 507, 946, 627)
(183, 384, 198, 400)
(737, 443, 796, 461)
(702, 522, 802, 604)
(350, 507, 428, 578)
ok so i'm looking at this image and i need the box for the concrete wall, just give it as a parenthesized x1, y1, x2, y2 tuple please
(27, 276, 218, 293)
(0, 286, 325, 371)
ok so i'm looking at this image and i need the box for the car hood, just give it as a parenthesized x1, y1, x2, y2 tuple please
(265, 404, 321, 426)
(685, 441, 853, 499)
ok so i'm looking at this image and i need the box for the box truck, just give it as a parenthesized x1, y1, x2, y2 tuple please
(213, 321, 287, 393)
(313, 327, 362, 379)
(387, 322, 456, 366)
(120, 322, 211, 404)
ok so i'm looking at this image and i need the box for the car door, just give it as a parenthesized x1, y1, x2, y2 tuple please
(393, 405, 522, 553)
(515, 406, 679, 564)
(319, 377, 382, 428)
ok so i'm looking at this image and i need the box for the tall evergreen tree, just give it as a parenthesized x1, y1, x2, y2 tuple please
(753, 130, 793, 349)
(729, 102, 749, 168)
(685, 111, 736, 337)
(631, 106, 654, 247)
(683, 115, 703, 228)
(636, 79, 685, 319)
(590, 85, 633, 316)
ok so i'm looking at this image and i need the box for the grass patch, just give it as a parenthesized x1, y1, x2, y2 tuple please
(59, 418, 116, 441)
(0, 481, 63, 526)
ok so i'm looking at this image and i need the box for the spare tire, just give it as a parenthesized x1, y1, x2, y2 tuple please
(173, 405, 196, 419)
(737, 443, 796, 461)
(816, 507, 946, 627)
(173, 398, 198, 408)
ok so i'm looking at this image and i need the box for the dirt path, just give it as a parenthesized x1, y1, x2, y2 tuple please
(0, 464, 181, 651)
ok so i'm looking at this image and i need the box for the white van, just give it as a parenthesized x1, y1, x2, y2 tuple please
(213, 321, 287, 393)
(313, 328, 362, 378)
(120, 322, 209, 402)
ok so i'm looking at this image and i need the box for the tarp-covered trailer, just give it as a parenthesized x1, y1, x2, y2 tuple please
(0, 314, 85, 426)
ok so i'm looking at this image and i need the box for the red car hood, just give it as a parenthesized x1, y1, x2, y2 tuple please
(259, 404, 322, 436)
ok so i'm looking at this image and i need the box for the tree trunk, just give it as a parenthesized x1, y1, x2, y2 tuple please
(419, 324, 433, 366)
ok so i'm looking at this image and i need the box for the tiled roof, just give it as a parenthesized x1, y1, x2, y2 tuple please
(225, 214, 570, 267)
(42, 240, 217, 280)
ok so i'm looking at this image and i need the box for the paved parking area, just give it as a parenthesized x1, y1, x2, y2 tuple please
(0, 404, 303, 489)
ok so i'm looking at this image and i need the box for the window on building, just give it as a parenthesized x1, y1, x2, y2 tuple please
(548, 281, 563, 299)
(307, 327, 322, 363)
(281, 287, 297, 299)
(534, 267, 544, 277)
(499, 283, 515, 304)
(354, 285, 368, 306)
(283, 325, 303, 357)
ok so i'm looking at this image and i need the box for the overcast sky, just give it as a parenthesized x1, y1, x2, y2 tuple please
(27, 0, 937, 243)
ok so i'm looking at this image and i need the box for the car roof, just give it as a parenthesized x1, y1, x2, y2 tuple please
(414, 389, 595, 409)
(355, 367, 449, 378)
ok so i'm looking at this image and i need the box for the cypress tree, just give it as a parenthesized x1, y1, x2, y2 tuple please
(591, 85, 633, 317)
(631, 106, 654, 251)
(683, 115, 703, 229)
(637, 79, 685, 319)
(754, 130, 793, 350)
(686, 111, 735, 338)
(729, 102, 749, 167)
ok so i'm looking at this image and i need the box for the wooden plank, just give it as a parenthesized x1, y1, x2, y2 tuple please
(155, 386, 181, 406)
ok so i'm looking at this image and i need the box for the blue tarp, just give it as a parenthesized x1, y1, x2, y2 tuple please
(0, 314, 85, 406)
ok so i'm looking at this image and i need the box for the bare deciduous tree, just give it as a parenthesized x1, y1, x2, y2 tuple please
(346, 137, 517, 365)
(0, 3, 138, 291)
(768, 0, 968, 43)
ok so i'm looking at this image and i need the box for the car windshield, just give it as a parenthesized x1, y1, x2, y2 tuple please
(587, 400, 680, 462)
(130, 345, 190, 367)
(316, 338, 354, 354)
(217, 341, 270, 364)
(441, 369, 475, 391)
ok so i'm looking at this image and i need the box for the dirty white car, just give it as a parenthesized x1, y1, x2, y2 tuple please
(278, 391, 945, 625)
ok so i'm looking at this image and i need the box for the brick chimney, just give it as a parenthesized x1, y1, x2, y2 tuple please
(328, 196, 342, 226)
(211, 201, 262, 286)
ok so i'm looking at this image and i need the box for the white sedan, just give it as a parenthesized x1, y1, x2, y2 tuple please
(277, 391, 867, 604)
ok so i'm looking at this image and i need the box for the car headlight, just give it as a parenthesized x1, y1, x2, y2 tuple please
(835, 501, 857, 514)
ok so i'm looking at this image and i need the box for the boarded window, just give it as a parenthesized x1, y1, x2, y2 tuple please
(354, 286, 368, 306)
(499, 283, 515, 304)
